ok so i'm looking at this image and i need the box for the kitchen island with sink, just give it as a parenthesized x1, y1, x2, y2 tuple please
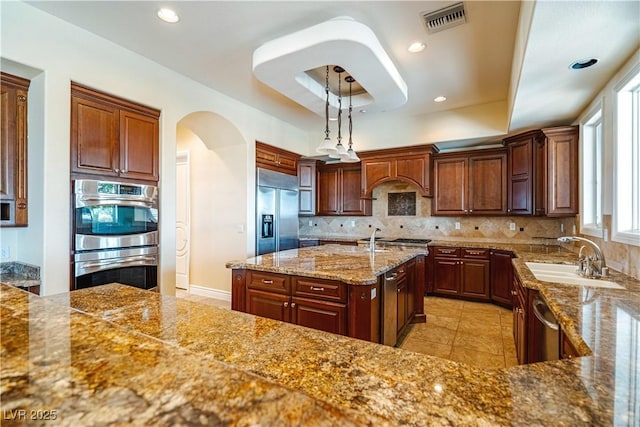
(226, 244, 428, 344)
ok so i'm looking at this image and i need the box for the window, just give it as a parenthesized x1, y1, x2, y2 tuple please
(613, 63, 640, 246)
(581, 101, 603, 237)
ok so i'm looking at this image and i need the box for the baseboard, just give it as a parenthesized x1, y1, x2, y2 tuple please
(188, 284, 231, 302)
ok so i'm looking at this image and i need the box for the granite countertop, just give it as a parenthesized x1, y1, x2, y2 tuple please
(3, 242, 639, 425)
(0, 262, 40, 290)
(226, 244, 427, 285)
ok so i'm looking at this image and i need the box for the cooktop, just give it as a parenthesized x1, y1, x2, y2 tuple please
(389, 238, 432, 244)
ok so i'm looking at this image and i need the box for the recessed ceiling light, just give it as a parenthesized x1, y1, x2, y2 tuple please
(434, 96, 447, 103)
(359, 109, 367, 113)
(569, 58, 598, 70)
(157, 8, 179, 23)
(408, 42, 426, 53)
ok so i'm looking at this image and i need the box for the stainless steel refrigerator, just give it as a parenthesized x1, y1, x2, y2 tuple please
(256, 168, 299, 255)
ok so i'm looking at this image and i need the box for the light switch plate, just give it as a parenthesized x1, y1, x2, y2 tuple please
(509, 222, 516, 231)
(455, 222, 460, 230)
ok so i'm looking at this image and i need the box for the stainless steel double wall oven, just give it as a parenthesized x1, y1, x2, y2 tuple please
(73, 179, 158, 290)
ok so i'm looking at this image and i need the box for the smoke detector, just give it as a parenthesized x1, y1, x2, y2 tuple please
(421, 2, 467, 34)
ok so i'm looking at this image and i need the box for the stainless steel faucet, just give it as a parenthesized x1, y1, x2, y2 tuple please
(370, 228, 382, 252)
(557, 236, 609, 278)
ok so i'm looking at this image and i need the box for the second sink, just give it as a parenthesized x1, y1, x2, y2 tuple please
(525, 262, 624, 289)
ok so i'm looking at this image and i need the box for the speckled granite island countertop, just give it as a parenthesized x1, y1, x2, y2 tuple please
(4, 242, 639, 426)
(225, 244, 427, 285)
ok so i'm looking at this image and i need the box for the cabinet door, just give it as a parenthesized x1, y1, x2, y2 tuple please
(468, 152, 507, 215)
(1, 83, 16, 201)
(546, 127, 578, 216)
(396, 155, 431, 197)
(316, 166, 340, 215)
(490, 251, 513, 307)
(507, 136, 534, 215)
(341, 165, 370, 215)
(405, 259, 416, 322)
(362, 158, 393, 196)
(432, 156, 467, 215)
(71, 95, 119, 177)
(433, 258, 460, 296)
(291, 297, 347, 335)
(246, 289, 290, 322)
(397, 278, 408, 334)
(119, 110, 159, 181)
(297, 160, 316, 215)
(460, 259, 490, 300)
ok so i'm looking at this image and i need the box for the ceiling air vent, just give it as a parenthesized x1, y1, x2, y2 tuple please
(421, 2, 467, 34)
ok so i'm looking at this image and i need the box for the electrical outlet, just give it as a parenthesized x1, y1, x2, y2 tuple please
(455, 222, 460, 230)
(308, 220, 313, 227)
(0, 246, 10, 260)
(509, 222, 516, 231)
(604, 228, 609, 242)
(560, 223, 564, 233)
(351, 220, 355, 227)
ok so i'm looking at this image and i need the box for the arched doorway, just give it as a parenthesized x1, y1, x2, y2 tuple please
(175, 111, 247, 299)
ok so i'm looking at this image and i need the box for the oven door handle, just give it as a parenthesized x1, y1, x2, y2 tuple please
(76, 196, 156, 209)
(81, 256, 157, 270)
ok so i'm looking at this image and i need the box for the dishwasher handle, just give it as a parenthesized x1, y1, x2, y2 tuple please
(532, 296, 559, 331)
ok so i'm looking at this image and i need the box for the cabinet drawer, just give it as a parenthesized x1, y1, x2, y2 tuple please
(292, 277, 346, 303)
(462, 248, 489, 259)
(247, 271, 290, 294)
(433, 247, 461, 257)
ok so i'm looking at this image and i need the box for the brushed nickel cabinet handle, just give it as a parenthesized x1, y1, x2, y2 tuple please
(262, 279, 273, 284)
(291, 303, 296, 308)
(284, 302, 289, 308)
(114, 168, 120, 173)
(310, 286, 325, 291)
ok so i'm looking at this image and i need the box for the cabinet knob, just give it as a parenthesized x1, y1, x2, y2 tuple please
(122, 169, 127, 173)
(291, 302, 296, 308)
(283, 302, 289, 308)
(511, 290, 517, 296)
(114, 168, 120, 173)
(464, 209, 468, 213)
(508, 209, 511, 212)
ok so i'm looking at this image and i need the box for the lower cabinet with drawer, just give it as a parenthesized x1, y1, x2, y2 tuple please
(245, 271, 348, 336)
(432, 247, 491, 301)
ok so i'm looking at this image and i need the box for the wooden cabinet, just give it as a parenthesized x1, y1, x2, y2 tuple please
(256, 140, 299, 176)
(360, 146, 437, 198)
(490, 250, 514, 307)
(432, 247, 490, 300)
(504, 126, 578, 216)
(513, 273, 527, 364)
(71, 83, 160, 182)
(244, 271, 348, 336)
(1, 72, 29, 226)
(297, 159, 317, 215)
(432, 149, 507, 215)
(560, 330, 581, 360)
(317, 163, 371, 216)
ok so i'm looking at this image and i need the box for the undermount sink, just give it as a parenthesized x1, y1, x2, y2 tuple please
(525, 262, 624, 289)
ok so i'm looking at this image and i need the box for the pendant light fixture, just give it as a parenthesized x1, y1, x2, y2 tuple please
(329, 66, 348, 159)
(316, 66, 338, 155)
(342, 75, 361, 163)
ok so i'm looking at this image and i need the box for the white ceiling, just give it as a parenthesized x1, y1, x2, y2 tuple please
(26, 1, 640, 150)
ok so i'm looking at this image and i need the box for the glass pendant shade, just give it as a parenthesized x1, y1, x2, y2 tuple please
(329, 141, 348, 159)
(317, 136, 338, 155)
(342, 147, 361, 163)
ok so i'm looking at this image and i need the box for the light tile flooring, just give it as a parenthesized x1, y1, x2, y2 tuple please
(398, 296, 518, 369)
(175, 289, 517, 369)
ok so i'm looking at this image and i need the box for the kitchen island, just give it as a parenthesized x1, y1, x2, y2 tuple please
(226, 244, 428, 344)
(2, 241, 638, 425)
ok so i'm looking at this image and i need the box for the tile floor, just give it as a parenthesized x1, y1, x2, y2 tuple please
(398, 296, 518, 369)
(175, 289, 517, 369)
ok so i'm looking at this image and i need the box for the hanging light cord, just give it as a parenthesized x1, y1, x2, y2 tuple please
(324, 66, 330, 140)
(348, 78, 353, 149)
(336, 69, 342, 146)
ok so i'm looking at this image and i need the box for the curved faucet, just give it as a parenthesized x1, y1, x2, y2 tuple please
(370, 228, 382, 252)
(557, 236, 609, 278)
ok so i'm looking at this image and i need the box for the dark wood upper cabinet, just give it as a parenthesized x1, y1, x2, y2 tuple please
(432, 148, 507, 216)
(255, 141, 299, 176)
(297, 159, 317, 216)
(504, 126, 578, 216)
(316, 163, 371, 216)
(1, 72, 30, 227)
(71, 83, 160, 183)
(360, 146, 437, 198)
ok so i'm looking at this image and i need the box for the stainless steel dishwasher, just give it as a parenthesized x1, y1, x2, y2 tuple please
(382, 269, 398, 346)
(532, 296, 560, 361)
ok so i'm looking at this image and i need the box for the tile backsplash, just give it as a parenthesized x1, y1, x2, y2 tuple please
(300, 181, 638, 279)
(299, 181, 574, 244)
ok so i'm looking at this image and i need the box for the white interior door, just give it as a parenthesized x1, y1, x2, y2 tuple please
(176, 151, 190, 289)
